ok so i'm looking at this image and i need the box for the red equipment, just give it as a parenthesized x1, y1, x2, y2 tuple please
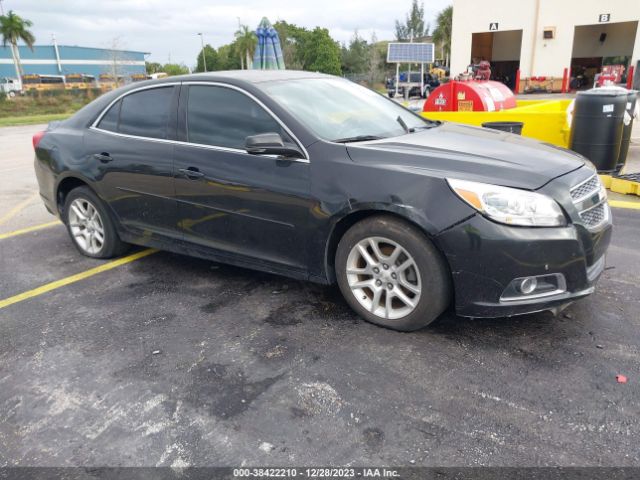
(474, 61, 491, 81)
(597, 65, 625, 86)
(423, 80, 517, 112)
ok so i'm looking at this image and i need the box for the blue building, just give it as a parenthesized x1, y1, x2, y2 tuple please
(0, 44, 148, 79)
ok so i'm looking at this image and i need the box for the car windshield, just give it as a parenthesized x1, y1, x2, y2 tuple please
(261, 78, 434, 142)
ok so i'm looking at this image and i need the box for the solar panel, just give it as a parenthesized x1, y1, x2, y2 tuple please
(387, 43, 434, 63)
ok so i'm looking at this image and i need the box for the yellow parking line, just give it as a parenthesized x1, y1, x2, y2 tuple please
(0, 248, 158, 310)
(0, 220, 61, 240)
(609, 200, 640, 210)
(0, 193, 38, 226)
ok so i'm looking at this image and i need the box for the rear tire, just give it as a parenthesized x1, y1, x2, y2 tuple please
(335, 215, 451, 331)
(63, 186, 129, 259)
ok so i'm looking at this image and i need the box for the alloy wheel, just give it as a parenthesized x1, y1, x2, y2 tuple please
(346, 236, 422, 320)
(68, 198, 105, 255)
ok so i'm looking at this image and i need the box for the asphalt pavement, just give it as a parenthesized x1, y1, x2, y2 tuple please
(0, 124, 639, 467)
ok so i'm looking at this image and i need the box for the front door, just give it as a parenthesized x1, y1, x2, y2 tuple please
(174, 83, 311, 272)
(85, 85, 179, 238)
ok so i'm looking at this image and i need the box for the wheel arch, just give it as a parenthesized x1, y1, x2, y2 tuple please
(323, 204, 443, 284)
(55, 174, 94, 215)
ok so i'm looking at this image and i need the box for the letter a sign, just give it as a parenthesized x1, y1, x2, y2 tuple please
(489, 23, 499, 31)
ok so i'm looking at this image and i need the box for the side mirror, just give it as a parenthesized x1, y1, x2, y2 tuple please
(245, 133, 303, 158)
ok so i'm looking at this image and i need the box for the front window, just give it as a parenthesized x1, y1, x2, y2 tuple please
(261, 78, 433, 142)
(185, 85, 293, 150)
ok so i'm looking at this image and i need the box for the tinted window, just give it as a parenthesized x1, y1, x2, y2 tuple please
(118, 87, 174, 139)
(186, 85, 292, 149)
(97, 99, 121, 132)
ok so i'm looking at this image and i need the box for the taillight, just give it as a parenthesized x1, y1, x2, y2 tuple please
(32, 130, 46, 149)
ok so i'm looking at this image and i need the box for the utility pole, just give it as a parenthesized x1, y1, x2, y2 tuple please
(197, 33, 207, 72)
(52, 33, 62, 74)
(0, 0, 5, 16)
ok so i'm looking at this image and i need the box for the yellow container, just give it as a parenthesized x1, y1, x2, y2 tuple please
(421, 99, 573, 148)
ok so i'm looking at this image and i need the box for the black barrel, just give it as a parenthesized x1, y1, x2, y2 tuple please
(616, 90, 638, 172)
(569, 88, 627, 173)
(481, 121, 524, 135)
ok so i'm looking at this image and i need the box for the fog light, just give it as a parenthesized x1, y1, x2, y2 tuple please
(500, 274, 567, 303)
(519, 277, 538, 295)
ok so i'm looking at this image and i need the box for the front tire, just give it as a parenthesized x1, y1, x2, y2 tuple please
(335, 215, 451, 331)
(63, 186, 128, 259)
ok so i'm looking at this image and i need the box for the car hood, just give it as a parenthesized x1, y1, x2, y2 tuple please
(346, 122, 584, 190)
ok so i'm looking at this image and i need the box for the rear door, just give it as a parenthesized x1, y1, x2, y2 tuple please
(85, 84, 179, 239)
(174, 83, 312, 273)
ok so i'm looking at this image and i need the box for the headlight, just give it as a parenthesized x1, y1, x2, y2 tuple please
(447, 178, 566, 227)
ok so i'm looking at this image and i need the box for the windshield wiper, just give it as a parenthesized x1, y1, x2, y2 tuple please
(333, 135, 384, 143)
(414, 120, 442, 129)
(396, 115, 410, 133)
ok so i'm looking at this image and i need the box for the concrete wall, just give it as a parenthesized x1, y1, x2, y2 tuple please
(451, 0, 640, 78)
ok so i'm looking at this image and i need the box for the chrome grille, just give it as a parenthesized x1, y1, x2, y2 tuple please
(570, 173, 609, 230)
(579, 203, 607, 228)
(570, 174, 600, 201)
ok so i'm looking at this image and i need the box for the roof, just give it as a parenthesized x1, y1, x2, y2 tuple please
(57, 45, 150, 55)
(181, 70, 334, 84)
(0, 44, 150, 56)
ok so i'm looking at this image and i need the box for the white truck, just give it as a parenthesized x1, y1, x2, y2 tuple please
(0, 77, 23, 97)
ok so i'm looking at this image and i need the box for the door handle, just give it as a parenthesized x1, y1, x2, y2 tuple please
(178, 167, 205, 180)
(93, 152, 113, 163)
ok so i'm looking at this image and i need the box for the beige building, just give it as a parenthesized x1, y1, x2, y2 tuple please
(450, 0, 640, 90)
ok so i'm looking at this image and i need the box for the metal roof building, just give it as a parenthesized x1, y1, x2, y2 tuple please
(0, 45, 148, 79)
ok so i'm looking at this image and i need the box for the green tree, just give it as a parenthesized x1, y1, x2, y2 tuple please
(274, 20, 310, 70)
(432, 6, 453, 66)
(341, 30, 369, 75)
(195, 44, 218, 72)
(0, 10, 36, 79)
(217, 43, 242, 70)
(163, 63, 189, 76)
(234, 25, 257, 69)
(304, 28, 341, 75)
(145, 61, 162, 74)
(395, 0, 428, 41)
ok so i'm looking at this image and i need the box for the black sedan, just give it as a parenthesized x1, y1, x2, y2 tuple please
(33, 71, 611, 331)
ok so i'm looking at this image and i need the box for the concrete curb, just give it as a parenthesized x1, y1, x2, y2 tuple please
(599, 174, 640, 197)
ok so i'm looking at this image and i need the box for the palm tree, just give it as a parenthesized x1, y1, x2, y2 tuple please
(234, 25, 256, 70)
(0, 10, 36, 80)
(432, 6, 452, 67)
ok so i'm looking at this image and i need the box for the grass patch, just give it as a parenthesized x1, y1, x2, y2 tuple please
(0, 88, 104, 127)
(0, 113, 72, 127)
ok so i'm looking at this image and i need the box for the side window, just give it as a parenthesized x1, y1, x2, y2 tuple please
(97, 99, 121, 132)
(186, 85, 293, 149)
(118, 87, 174, 139)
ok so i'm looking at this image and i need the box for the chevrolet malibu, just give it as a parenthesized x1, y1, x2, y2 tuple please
(33, 71, 612, 331)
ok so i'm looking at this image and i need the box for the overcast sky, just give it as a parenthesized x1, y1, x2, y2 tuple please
(2, 0, 451, 67)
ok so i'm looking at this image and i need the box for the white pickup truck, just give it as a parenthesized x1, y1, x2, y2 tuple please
(0, 78, 22, 97)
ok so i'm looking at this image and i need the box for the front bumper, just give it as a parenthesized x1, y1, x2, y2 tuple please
(434, 212, 612, 318)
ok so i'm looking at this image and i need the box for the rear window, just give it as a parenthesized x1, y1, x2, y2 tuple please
(97, 99, 121, 132)
(98, 86, 174, 139)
